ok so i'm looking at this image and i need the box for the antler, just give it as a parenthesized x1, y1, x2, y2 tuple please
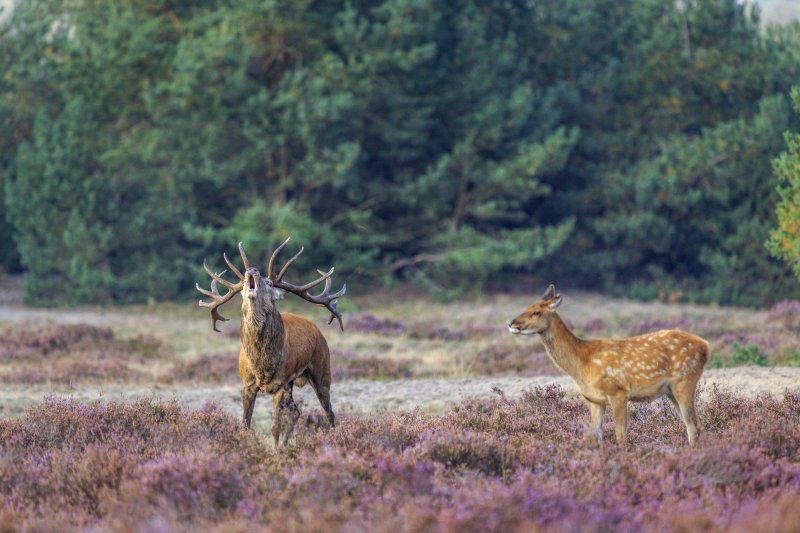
(196, 243, 249, 332)
(268, 237, 347, 331)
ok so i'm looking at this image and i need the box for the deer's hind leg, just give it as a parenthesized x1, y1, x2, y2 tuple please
(670, 378, 701, 444)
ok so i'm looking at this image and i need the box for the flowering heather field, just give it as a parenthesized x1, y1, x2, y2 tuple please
(0, 284, 799, 531)
(1, 387, 799, 532)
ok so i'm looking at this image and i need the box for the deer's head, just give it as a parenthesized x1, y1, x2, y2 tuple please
(508, 284, 562, 335)
(196, 238, 345, 332)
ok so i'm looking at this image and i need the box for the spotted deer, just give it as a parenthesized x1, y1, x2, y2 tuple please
(508, 285, 708, 444)
(197, 238, 345, 446)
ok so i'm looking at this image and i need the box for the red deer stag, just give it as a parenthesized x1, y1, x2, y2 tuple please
(196, 238, 345, 446)
(508, 285, 708, 444)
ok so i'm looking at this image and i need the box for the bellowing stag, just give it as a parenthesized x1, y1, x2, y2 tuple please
(197, 238, 345, 446)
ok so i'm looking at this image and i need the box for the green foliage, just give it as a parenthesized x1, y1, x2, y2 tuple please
(586, 95, 800, 305)
(710, 343, 770, 368)
(6, 99, 114, 304)
(0, 0, 799, 304)
(730, 342, 770, 367)
(768, 87, 800, 278)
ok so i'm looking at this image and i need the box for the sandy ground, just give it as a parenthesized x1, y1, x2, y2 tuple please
(1, 366, 798, 433)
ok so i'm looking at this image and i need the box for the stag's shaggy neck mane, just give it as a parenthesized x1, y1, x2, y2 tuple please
(241, 293, 285, 383)
(539, 314, 589, 379)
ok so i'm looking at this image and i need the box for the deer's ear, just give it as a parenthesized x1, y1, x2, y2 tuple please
(548, 295, 562, 310)
(542, 284, 556, 301)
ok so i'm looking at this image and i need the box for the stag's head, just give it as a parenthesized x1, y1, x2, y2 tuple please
(196, 238, 345, 332)
(508, 284, 562, 335)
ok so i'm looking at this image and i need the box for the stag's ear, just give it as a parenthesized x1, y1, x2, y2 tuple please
(541, 284, 556, 301)
(548, 295, 562, 310)
(269, 287, 285, 302)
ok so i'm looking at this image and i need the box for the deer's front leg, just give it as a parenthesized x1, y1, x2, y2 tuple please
(242, 377, 259, 429)
(607, 393, 629, 445)
(587, 401, 606, 442)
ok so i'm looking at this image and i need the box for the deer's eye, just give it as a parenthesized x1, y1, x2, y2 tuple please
(532, 311, 541, 317)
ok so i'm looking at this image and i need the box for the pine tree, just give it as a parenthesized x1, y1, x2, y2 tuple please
(768, 87, 800, 279)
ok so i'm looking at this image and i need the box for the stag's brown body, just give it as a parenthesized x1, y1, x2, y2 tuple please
(509, 285, 708, 444)
(238, 306, 335, 444)
(198, 239, 343, 446)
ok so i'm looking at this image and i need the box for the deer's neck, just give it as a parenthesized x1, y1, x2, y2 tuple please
(539, 314, 588, 380)
(240, 296, 285, 381)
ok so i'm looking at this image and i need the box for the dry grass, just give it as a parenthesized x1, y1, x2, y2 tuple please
(0, 278, 797, 389)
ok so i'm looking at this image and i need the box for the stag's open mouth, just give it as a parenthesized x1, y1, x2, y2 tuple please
(248, 275, 256, 290)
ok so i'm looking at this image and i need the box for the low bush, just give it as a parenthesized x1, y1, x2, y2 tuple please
(0, 324, 168, 384)
(4, 387, 795, 531)
(331, 349, 416, 381)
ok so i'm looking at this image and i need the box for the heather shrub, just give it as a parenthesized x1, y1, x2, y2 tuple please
(135, 450, 248, 519)
(407, 324, 467, 341)
(345, 313, 407, 336)
(0, 324, 115, 361)
(0, 324, 169, 384)
(471, 342, 559, 376)
(330, 349, 416, 380)
(167, 352, 240, 384)
(0, 324, 167, 361)
(766, 300, 800, 332)
(578, 317, 606, 336)
(2, 389, 800, 531)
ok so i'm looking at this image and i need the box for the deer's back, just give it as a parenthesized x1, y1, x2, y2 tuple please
(581, 329, 709, 396)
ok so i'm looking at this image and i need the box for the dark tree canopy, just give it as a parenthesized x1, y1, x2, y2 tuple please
(1, 0, 798, 306)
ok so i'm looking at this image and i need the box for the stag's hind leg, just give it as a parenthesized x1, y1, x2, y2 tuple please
(670, 378, 701, 444)
(271, 386, 300, 447)
(308, 369, 335, 428)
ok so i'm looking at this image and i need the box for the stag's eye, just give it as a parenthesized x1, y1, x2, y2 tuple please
(532, 311, 541, 317)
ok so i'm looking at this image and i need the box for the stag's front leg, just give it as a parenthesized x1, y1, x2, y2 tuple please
(242, 377, 259, 429)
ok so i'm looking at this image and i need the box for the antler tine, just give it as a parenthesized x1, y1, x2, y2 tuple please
(325, 285, 347, 331)
(267, 237, 291, 278)
(196, 279, 238, 332)
(293, 265, 332, 291)
(224, 252, 244, 281)
(202, 260, 238, 290)
(197, 255, 245, 332)
(273, 276, 347, 331)
(275, 246, 304, 282)
(311, 269, 346, 300)
(238, 242, 251, 271)
(265, 238, 346, 330)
